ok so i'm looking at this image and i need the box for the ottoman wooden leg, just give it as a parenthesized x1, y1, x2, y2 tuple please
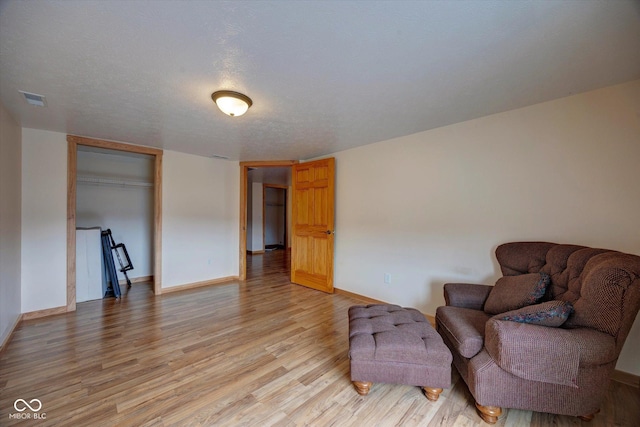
(353, 381, 372, 395)
(422, 387, 443, 401)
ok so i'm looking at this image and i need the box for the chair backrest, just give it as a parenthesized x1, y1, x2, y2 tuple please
(496, 242, 640, 354)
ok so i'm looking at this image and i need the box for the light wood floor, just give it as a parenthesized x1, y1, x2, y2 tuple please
(1, 250, 638, 426)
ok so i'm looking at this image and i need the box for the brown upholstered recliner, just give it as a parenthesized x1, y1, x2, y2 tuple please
(436, 242, 640, 424)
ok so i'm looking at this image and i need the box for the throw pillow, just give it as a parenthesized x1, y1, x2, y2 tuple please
(484, 272, 550, 315)
(494, 300, 574, 327)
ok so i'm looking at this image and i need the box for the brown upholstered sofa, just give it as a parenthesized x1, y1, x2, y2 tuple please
(436, 242, 640, 424)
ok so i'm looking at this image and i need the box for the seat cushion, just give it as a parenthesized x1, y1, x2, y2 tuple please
(436, 306, 491, 359)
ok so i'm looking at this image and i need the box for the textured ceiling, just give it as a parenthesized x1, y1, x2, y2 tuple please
(1, 0, 639, 161)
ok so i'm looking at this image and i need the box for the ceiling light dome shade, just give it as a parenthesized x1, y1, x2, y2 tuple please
(211, 90, 252, 117)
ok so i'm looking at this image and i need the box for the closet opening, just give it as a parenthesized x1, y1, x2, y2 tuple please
(67, 135, 163, 312)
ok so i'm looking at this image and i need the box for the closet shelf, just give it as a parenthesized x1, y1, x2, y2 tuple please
(77, 175, 153, 189)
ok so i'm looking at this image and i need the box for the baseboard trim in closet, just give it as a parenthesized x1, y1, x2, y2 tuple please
(119, 275, 154, 286)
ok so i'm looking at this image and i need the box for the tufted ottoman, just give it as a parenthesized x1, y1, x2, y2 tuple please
(348, 304, 452, 401)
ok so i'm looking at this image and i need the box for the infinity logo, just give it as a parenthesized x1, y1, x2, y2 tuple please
(14, 398, 42, 412)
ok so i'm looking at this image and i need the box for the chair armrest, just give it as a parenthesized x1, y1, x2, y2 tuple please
(444, 283, 492, 310)
(484, 319, 616, 387)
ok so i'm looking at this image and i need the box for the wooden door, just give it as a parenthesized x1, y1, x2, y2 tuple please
(291, 158, 335, 293)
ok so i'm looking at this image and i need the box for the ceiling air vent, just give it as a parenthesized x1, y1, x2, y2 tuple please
(19, 90, 47, 107)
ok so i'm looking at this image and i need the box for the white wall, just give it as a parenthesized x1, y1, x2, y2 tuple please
(162, 151, 239, 288)
(286, 187, 292, 249)
(0, 102, 22, 346)
(331, 80, 640, 375)
(76, 150, 154, 281)
(247, 181, 253, 251)
(21, 129, 67, 313)
(249, 182, 263, 251)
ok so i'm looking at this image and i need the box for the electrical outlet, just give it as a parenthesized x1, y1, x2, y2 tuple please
(384, 273, 391, 284)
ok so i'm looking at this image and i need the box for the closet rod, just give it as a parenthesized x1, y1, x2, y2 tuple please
(77, 175, 153, 189)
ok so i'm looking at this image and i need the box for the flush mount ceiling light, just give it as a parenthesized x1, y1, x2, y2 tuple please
(211, 90, 252, 117)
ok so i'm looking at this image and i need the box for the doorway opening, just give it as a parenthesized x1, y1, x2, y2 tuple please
(263, 185, 287, 252)
(239, 161, 296, 280)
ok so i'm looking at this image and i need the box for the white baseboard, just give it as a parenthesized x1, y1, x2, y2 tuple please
(22, 305, 67, 321)
(161, 276, 239, 294)
(0, 313, 23, 355)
